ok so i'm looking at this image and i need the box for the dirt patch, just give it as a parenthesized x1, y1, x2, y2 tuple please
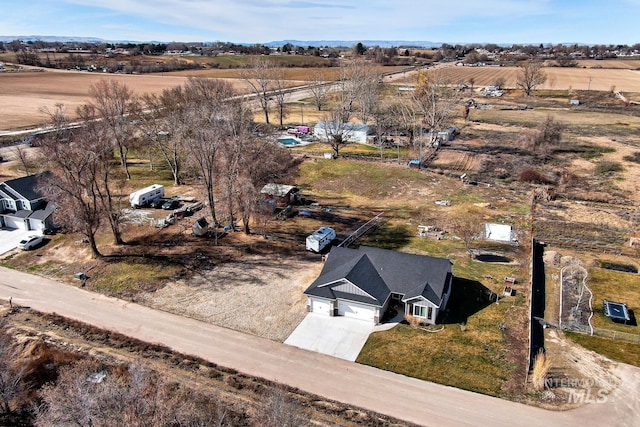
(536, 329, 620, 409)
(139, 254, 322, 341)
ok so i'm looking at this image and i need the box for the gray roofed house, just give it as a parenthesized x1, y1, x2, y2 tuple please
(0, 173, 55, 232)
(304, 246, 453, 324)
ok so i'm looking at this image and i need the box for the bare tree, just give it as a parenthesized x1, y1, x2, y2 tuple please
(12, 144, 32, 176)
(348, 60, 381, 125)
(317, 110, 354, 158)
(516, 60, 547, 96)
(139, 89, 187, 185)
(38, 105, 109, 258)
(181, 78, 242, 229)
(411, 69, 461, 155)
(271, 67, 290, 127)
(448, 205, 482, 257)
(388, 100, 418, 154)
(88, 79, 139, 179)
(315, 60, 379, 158)
(241, 57, 275, 124)
(308, 69, 331, 111)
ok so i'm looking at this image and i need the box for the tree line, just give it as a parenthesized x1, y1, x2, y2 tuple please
(38, 78, 297, 258)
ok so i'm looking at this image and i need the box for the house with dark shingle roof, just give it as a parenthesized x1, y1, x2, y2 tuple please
(304, 246, 453, 324)
(0, 173, 55, 232)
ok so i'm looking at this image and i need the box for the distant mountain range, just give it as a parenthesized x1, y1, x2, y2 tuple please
(0, 35, 163, 44)
(263, 40, 442, 48)
(0, 35, 445, 48)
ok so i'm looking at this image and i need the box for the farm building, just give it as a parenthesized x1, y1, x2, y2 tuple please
(314, 122, 371, 144)
(259, 183, 300, 212)
(304, 246, 453, 324)
(0, 173, 56, 232)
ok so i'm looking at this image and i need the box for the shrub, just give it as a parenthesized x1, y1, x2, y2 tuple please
(519, 168, 549, 184)
(531, 349, 551, 391)
(595, 161, 623, 175)
(623, 151, 640, 164)
(404, 314, 422, 329)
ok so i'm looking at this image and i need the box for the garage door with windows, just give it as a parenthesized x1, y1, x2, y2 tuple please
(337, 300, 376, 322)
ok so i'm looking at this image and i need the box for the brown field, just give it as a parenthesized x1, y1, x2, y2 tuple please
(575, 59, 640, 69)
(163, 65, 407, 80)
(414, 66, 640, 92)
(0, 70, 254, 131)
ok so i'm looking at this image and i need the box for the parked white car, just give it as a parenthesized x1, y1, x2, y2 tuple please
(18, 235, 44, 251)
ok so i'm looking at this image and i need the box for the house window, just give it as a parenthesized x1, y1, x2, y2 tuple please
(427, 307, 433, 320)
(413, 305, 426, 318)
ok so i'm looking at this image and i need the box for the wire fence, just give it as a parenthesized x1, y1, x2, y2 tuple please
(592, 328, 640, 345)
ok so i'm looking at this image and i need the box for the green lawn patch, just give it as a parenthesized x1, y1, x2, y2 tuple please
(92, 258, 180, 294)
(358, 319, 515, 396)
(565, 332, 640, 367)
(587, 265, 640, 334)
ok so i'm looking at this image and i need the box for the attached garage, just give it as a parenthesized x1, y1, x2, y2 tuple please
(337, 300, 376, 322)
(2, 216, 27, 230)
(309, 297, 332, 316)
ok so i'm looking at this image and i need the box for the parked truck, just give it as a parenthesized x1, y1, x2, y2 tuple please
(129, 184, 164, 208)
(305, 227, 336, 253)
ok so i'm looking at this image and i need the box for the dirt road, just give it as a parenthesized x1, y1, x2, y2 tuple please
(1, 267, 638, 426)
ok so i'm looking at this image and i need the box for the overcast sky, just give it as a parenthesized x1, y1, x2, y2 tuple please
(1, 0, 638, 45)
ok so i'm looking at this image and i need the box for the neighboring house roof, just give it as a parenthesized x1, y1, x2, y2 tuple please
(260, 183, 298, 197)
(314, 121, 369, 133)
(305, 246, 452, 307)
(28, 201, 56, 221)
(2, 173, 50, 201)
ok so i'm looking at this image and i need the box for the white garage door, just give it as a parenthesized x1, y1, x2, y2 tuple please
(310, 298, 331, 316)
(338, 300, 375, 322)
(3, 216, 27, 230)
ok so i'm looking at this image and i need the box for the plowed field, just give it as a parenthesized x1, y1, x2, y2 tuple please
(433, 66, 640, 92)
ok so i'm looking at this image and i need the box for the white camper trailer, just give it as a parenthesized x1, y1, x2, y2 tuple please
(305, 227, 336, 252)
(129, 184, 164, 208)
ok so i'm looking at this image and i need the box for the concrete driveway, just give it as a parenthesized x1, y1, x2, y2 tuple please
(0, 228, 32, 255)
(284, 313, 376, 361)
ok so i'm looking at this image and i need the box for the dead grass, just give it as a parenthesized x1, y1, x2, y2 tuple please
(434, 65, 640, 91)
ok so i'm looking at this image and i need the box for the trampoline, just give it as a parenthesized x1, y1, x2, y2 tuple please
(604, 300, 631, 323)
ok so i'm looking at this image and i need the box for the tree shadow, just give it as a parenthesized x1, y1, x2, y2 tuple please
(352, 223, 413, 251)
(440, 277, 495, 325)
